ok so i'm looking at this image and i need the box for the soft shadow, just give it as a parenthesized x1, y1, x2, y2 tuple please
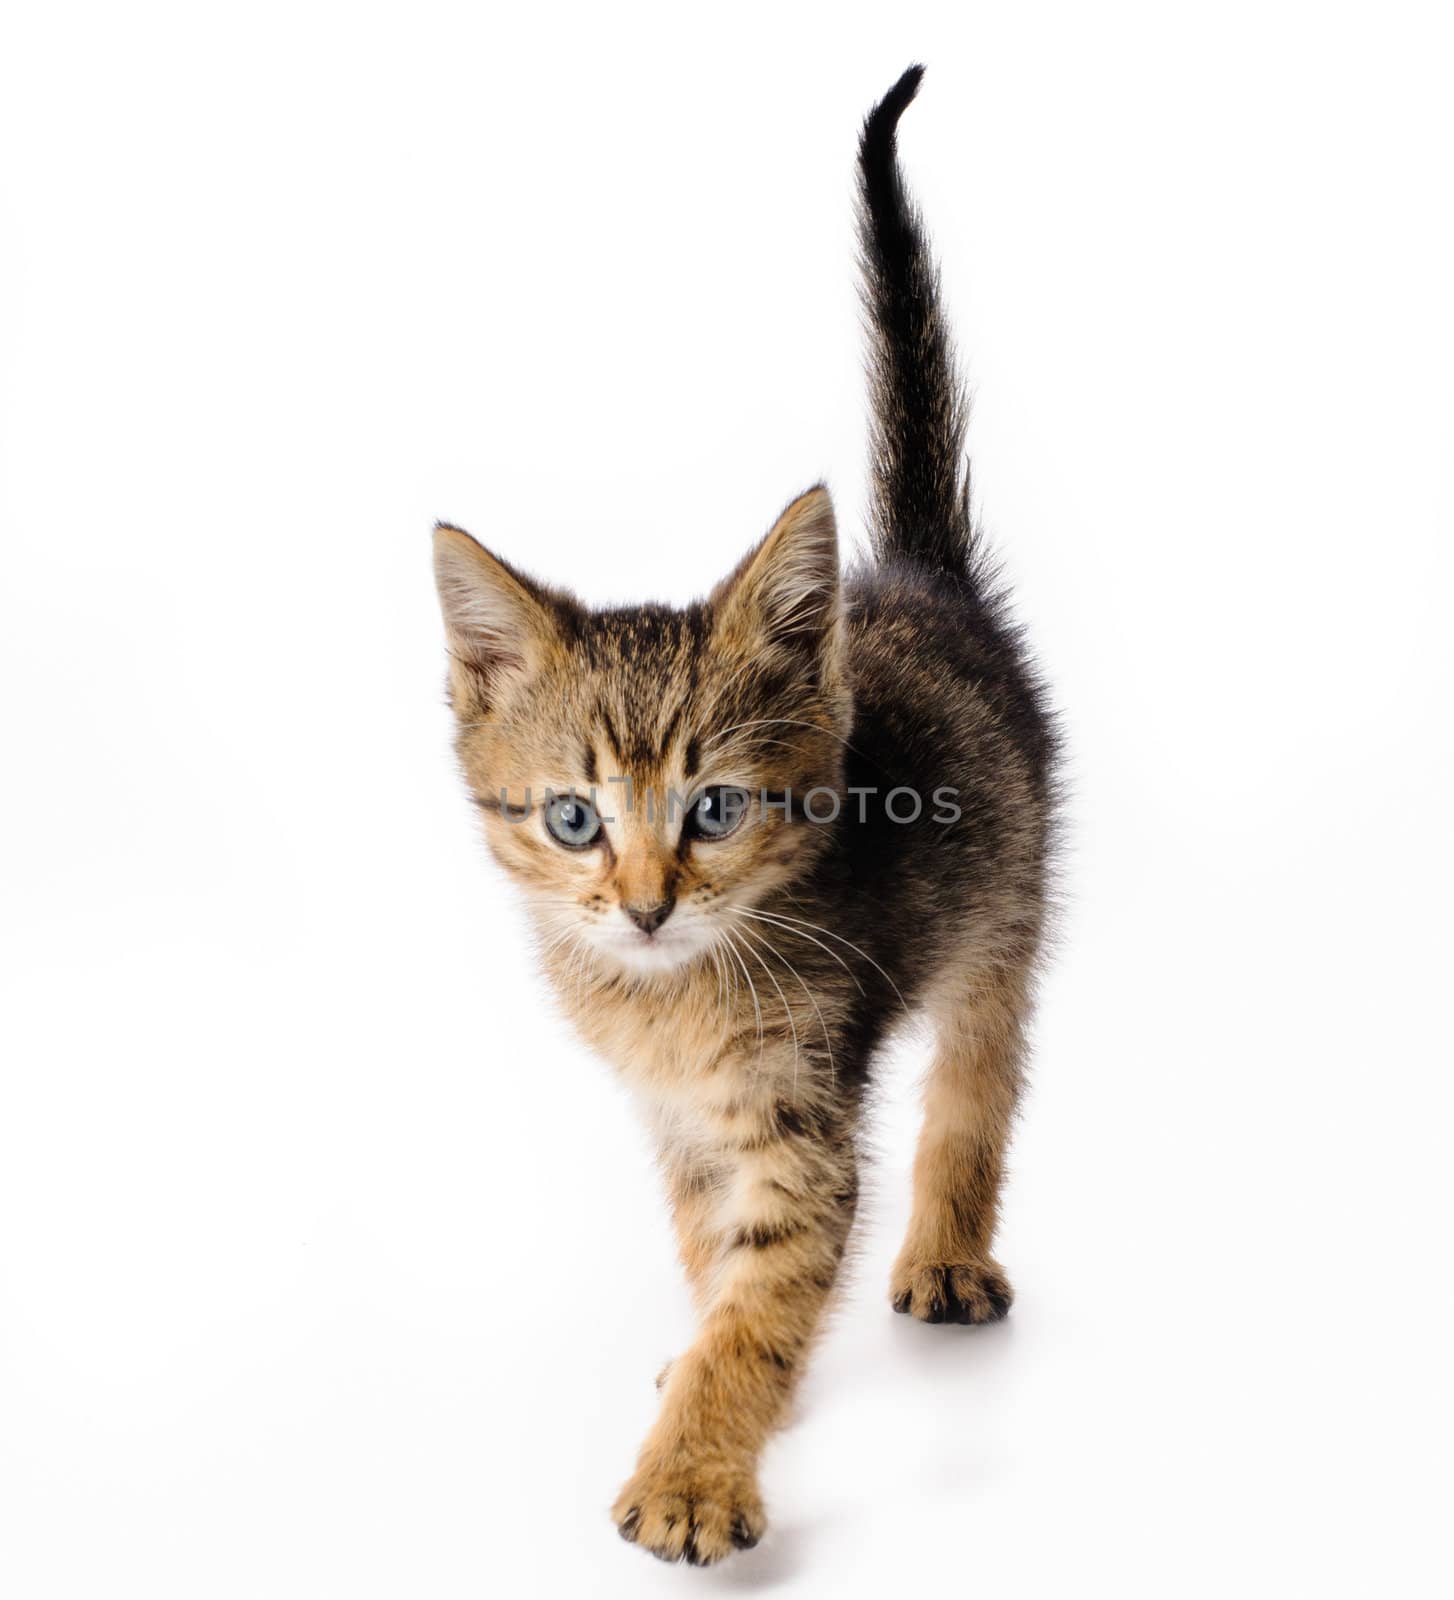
(694, 1517, 816, 1592)
(885, 1303, 1018, 1369)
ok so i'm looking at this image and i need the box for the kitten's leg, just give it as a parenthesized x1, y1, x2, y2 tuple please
(663, 1158, 722, 1312)
(615, 1107, 857, 1565)
(891, 967, 1028, 1324)
(654, 1159, 722, 1390)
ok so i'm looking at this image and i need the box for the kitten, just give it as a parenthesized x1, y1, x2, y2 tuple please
(433, 65, 1056, 1566)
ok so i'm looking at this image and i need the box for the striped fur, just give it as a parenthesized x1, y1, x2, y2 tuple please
(433, 65, 1057, 1566)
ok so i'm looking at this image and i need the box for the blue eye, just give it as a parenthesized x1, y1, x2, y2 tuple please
(545, 793, 602, 849)
(685, 785, 750, 841)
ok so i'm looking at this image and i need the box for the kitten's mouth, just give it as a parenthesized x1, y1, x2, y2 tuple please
(591, 920, 709, 976)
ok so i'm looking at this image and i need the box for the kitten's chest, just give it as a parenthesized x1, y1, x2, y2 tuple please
(560, 974, 769, 1149)
(561, 966, 727, 1082)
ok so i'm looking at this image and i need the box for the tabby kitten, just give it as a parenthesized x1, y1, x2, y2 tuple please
(433, 65, 1055, 1566)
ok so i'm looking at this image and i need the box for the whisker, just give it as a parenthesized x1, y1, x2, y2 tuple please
(705, 943, 726, 1046)
(743, 905, 907, 1011)
(694, 655, 763, 726)
(707, 942, 736, 1055)
(702, 717, 869, 763)
(721, 928, 765, 1068)
(733, 906, 867, 999)
(732, 914, 836, 1090)
(733, 920, 800, 1095)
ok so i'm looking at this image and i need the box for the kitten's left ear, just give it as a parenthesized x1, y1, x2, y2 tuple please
(711, 485, 840, 658)
(432, 523, 559, 713)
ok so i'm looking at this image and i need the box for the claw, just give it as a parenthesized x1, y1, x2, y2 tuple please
(731, 1514, 761, 1550)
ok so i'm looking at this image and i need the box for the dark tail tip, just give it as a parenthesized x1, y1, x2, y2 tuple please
(860, 64, 926, 169)
(856, 63, 975, 585)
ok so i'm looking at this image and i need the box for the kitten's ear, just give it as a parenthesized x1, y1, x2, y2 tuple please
(432, 523, 556, 712)
(711, 485, 840, 657)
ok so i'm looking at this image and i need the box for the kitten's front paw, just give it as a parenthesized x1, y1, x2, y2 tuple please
(891, 1258, 1013, 1324)
(613, 1456, 765, 1565)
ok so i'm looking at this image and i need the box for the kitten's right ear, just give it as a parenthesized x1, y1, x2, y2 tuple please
(432, 523, 555, 712)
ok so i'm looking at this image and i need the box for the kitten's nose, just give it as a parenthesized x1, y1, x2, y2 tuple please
(623, 898, 675, 936)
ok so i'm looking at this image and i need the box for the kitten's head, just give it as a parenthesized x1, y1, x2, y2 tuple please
(433, 487, 850, 980)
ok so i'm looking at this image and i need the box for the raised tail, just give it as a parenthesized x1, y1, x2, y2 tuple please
(858, 65, 975, 585)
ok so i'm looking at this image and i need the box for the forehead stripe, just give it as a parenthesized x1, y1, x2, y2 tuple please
(657, 695, 690, 761)
(597, 705, 625, 765)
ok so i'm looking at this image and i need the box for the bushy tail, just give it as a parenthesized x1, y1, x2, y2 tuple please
(858, 65, 975, 584)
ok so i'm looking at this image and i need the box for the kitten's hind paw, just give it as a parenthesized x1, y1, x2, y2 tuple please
(890, 1258, 1013, 1325)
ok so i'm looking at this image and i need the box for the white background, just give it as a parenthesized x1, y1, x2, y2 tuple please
(2, 3, 1451, 1596)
